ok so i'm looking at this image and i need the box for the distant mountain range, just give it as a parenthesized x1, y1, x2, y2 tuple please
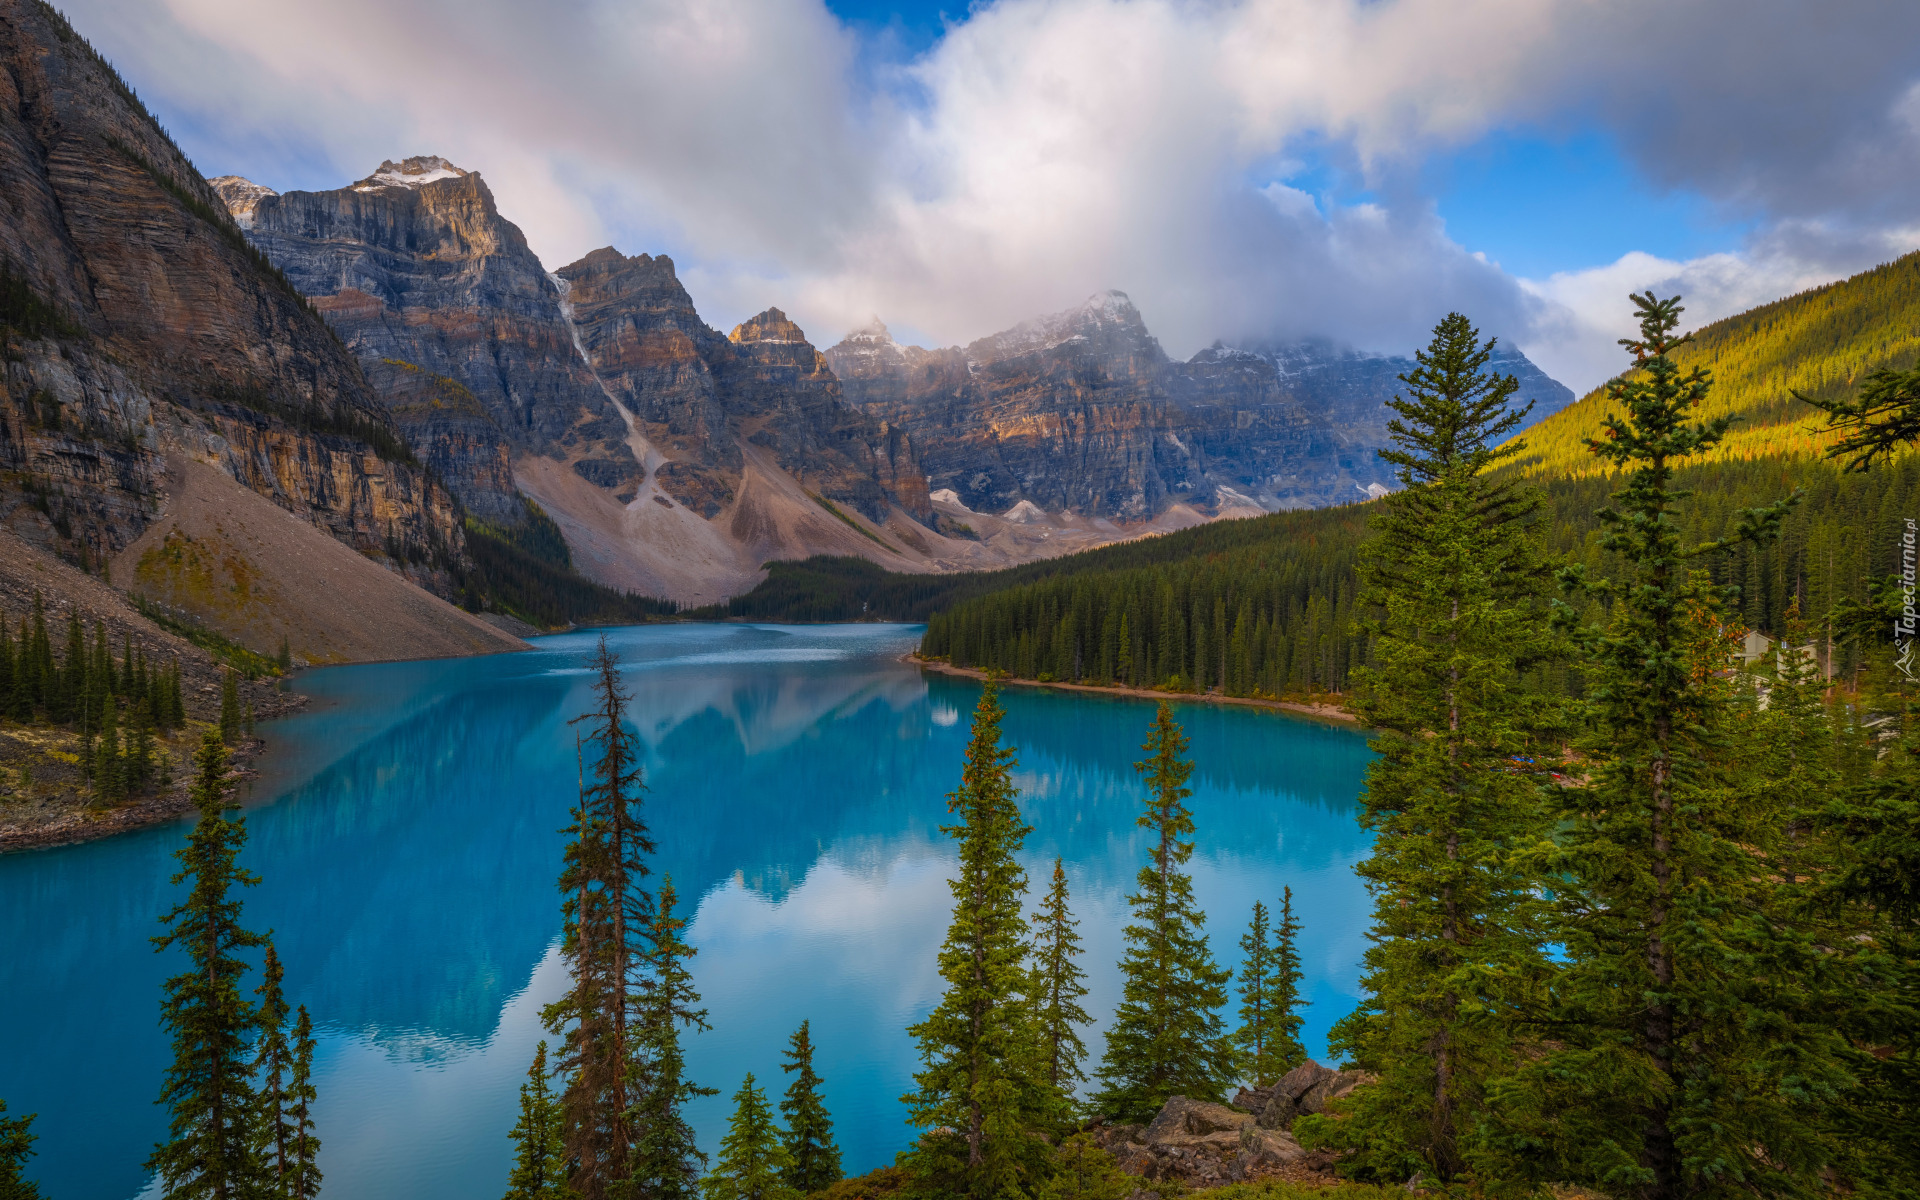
(0, 0, 1577, 633)
(200, 154, 1572, 602)
(826, 295, 1571, 515)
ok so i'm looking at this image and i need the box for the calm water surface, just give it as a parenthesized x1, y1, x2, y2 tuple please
(0, 623, 1374, 1200)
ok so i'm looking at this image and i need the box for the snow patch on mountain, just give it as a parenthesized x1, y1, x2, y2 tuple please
(352, 156, 469, 192)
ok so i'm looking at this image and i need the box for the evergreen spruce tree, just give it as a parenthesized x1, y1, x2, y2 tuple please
(506, 1041, 571, 1200)
(286, 1006, 321, 1200)
(778, 1020, 842, 1194)
(0, 1098, 42, 1200)
(1029, 859, 1091, 1103)
(901, 682, 1054, 1198)
(629, 876, 714, 1200)
(276, 636, 292, 674)
(128, 699, 156, 795)
(1496, 294, 1843, 1199)
(219, 671, 240, 744)
(94, 698, 124, 804)
(1303, 311, 1558, 1183)
(701, 1074, 797, 1200)
(1231, 891, 1307, 1087)
(148, 731, 267, 1199)
(1091, 703, 1234, 1122)
(542, 637, 655, 1200)
(252, 944, 297, 1191)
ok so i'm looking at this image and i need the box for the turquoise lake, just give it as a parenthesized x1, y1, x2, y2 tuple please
(0, 623, 1374, 1200)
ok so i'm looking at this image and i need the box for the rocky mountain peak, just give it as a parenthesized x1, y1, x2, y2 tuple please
(970, 287, 1163, 366)
(352, 155, 470, 192)
(730, 307, 810, 346)
(207, 176, 277, 228)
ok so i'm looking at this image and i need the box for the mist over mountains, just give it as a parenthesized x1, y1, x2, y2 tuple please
(209, 155, 1570, 598)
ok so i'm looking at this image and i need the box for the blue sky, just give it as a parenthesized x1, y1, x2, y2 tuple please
(54, 0, 1920, 391)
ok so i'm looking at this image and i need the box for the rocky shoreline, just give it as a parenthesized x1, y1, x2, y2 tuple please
(906, 655, 1357, 722)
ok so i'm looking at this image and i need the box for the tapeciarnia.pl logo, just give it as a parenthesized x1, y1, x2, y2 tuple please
(1901, 518, 1918, 682)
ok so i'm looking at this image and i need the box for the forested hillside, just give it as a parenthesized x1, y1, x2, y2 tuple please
(918, 455, 1909, 695)
(1510, 250, 1920, 476)
(896, 258, 1920, 696)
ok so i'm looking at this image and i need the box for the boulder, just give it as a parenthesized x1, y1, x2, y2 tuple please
(1142, 1096, 1253, 1147)
(1275, 1060, 1337, 1102)
(1258, 1091, 1299, 1130)
(1299, 1069, 1373, 1116)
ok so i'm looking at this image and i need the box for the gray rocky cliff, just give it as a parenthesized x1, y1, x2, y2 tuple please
(827, 294, 1576, 516)
(218, 158, 625, 523)
(0, 0, 462, 588)
(555, 248, 929, 523)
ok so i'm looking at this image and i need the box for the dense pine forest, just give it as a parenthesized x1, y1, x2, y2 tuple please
(915, 454, 1912, 696)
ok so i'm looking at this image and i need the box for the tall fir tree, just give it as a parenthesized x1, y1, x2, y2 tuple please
(1231, 891, 1308, 1087)
(148, 731, 267, 1200)
(0, 1098, 42, 1200)
(1494, 294, 1844, 1200)
(1091, 703, 1234, 1122)
(1029, 859, 1091, 1104)
(629, 876, 714, 1200)
(252, 944, 298, 1193)
(1800, 378, 1920, 1195)
(94, 697, 124, 803)
(285, 1006, 321, 1200)
(506, 1041, 571, 1200)
(128, 699, 156, 794)
(543, 637, 655, 1200)
(1303, 312, 1558, 1183)
(901, 682, 1054, 1198)
(700, 1074, 797, 1200)
(778, 1021, 842, 1195)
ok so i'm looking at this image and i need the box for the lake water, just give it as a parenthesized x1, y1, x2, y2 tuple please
(0, 623, 1374, 1200)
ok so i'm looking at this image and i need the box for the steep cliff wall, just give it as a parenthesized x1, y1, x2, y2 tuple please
(553, 248, 930, 525)
(830, 295, 1219, 518)
(827, 293, 1574, 514)
(0, 0, 471, 648)
(218, 158, 625, 522)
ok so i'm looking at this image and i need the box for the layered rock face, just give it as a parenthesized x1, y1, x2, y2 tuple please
(218, 157, 625, 522)
(554, 248, 929, 523)
(832, 297, 1205, 520)
(0, 0, 461, 589)
(828, 294, 1574, 515)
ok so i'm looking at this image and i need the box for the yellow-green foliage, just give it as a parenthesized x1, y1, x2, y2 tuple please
(1509, 250, 1920, 477)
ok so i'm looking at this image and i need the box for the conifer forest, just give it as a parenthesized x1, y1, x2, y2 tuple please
(3, 290, 1917, 1200)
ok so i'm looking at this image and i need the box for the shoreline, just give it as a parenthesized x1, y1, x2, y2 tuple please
(905, 655, 1358, 723)
(0, 691, 307, 855)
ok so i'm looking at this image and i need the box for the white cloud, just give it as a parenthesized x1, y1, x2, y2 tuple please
(1519, 220, 1920, 391)
(53, 0, 1920, 387)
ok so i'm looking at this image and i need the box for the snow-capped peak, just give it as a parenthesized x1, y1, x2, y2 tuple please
(352, 155, 469, 192)
(208, 176, 277, 228)
(1081, 289, 1139, 322)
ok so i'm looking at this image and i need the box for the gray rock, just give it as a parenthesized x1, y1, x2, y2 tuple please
(1142, 1096, 1252, 1146)
(1300, 1069, 1373, 1115)
(1258, 1091, 1298, 1130)
(1275, 1060, 1337, 1101)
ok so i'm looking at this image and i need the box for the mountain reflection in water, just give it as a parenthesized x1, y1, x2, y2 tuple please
(0, 623, 1373, 1200)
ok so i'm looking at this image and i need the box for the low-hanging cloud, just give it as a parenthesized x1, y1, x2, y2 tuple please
(57, 0, 1920, 392)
